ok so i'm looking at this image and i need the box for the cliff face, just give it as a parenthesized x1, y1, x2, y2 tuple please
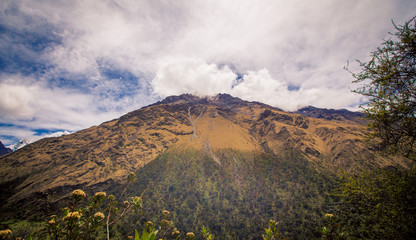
(0, 94, 409, 219)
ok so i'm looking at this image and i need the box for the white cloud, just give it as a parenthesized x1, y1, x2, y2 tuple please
(4, 0, 414, 89)
(152, 57, 237, 97)
(0, 128, 71, 147)
(0, 74, 144, 132)
(0, 0, 415, 143)
(231, 69, 298, 110)
(231, 69, 366, 111)
(153, 63, 364, 111)
(0, 82, 36, 119)
(0, 126, 36, 141)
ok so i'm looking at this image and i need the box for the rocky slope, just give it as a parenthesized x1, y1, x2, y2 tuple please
(0, 94, 409, 219)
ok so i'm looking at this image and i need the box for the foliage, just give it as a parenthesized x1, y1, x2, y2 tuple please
(340, 16, 416, 240)
(320, 214, 347, 240)
(131, 219, 213, 240)
(349, 16, 416, 157)
(200, 225, 213, 240)
(133, 224, 158, 240)
(7, 171, 219, 240)
(122, 148, 337, 239)
(31, 173, 142, 240)
(0, 220, 42, 240)
(130, 219, 213, 240)
(105, 172, 143, 240)
(262, 220, 288, 240)
(334, 168, 416, 239)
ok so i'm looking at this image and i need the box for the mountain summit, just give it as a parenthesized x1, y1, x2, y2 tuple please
(0, 94, 408, 225)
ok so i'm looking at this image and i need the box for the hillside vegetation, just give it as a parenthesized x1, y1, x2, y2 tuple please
(120, 148, 337, 239)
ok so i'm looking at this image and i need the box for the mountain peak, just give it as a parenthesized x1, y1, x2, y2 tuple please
(153, 93, 241, 105)
(152, 93, 279, 111)
(0, 140, 12, 156)
(155, 93, 203, 105)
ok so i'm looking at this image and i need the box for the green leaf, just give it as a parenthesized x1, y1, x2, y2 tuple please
(135, 229, 140, 240)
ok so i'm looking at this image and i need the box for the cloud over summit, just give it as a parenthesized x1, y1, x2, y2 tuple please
(1, 0, 415, 144)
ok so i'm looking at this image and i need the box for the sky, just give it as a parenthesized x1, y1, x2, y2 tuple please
(0, 0, 415, 146)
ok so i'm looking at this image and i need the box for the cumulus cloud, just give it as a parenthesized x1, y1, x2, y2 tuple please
(231, 69, 298, 110)
(0, 0, 415, 143)
(232, 69, 364, 111)
(153, 57, 237, 97)
(0, 82, 36, 119)
(153, 63, 364, 111)
(0, 74, 153, 132)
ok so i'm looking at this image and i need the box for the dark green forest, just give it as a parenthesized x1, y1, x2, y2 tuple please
(119, 148, 338, 239)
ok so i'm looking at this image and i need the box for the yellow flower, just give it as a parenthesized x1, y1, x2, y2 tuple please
(63, 211, 82, 221)
(162, 210, 170, 215)
(172, 228, 180, 236)
(128, 172, 136, 182)
(146, 221, 153, 226)
(131, 196, 142, 208)
(94, 192, 107, 201)
(325, 213, 334, 218)
(186, 232, 195, 239)
(145, 221, 154, 231)
(72, 189, 86, 201)
(161, 219, 169, 226)
(94, 192, 106, 197)
(0, 229, 12, 238)
(94, 212, 105, 219)
(48, 219, 56, 224)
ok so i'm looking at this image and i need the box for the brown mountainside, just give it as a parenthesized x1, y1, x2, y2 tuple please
(0, 94, 408, 218)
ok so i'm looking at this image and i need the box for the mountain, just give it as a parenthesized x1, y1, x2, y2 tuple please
(295, 106, 367, 125)
(8, 139, 31, 152)
(0, 94, 410, 238)
(7, 131, 72, 152)
(0, 141, 12, 156)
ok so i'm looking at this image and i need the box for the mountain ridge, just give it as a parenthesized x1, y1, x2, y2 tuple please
(0, 93, 410, 221)
(295, 105, 366, 125)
